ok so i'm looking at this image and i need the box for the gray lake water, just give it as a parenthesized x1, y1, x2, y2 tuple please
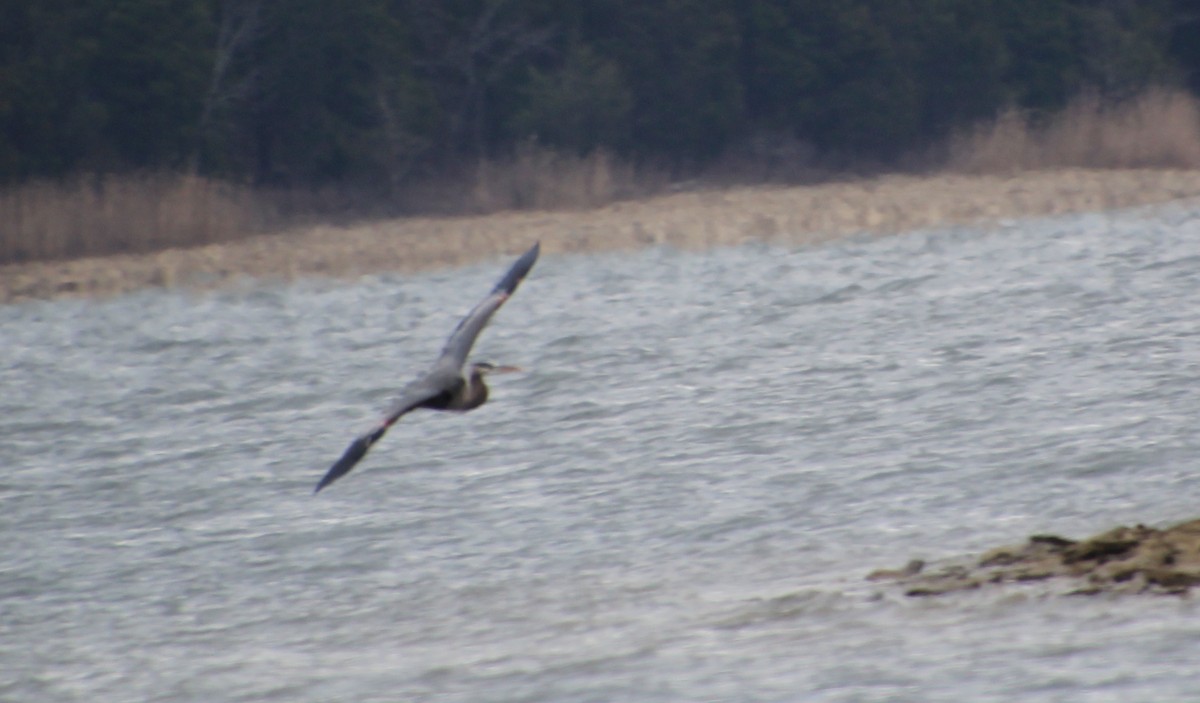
(4, 202, 1200, 702)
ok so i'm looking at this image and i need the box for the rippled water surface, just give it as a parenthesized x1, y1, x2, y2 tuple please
(5, 203, 1200, 702)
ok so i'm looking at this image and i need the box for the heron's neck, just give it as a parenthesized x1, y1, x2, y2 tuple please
(463, 370, 489, 409)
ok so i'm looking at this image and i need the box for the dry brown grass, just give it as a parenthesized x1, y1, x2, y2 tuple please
(0, 148, 667, 265)
(0, 173, 275, 264)
(948, 88, 1200, 173)
(468, 141, 668, 212)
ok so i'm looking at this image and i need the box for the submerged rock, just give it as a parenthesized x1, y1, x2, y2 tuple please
(872, 518, 1200, 597)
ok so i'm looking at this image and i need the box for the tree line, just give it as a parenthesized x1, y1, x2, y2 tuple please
(2, 0, 1198, 190)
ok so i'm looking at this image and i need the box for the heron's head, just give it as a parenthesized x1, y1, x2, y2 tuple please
(470, 361, 522, 377)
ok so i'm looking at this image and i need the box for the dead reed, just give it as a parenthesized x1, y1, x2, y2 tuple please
(0, 173, 273, 264)
(469, 141, 667, 212)
(947, 88, 1200, 173)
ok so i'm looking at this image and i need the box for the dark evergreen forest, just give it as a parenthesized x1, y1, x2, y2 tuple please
(3, 0, 1198, 189)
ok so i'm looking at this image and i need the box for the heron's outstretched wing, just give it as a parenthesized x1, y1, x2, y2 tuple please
(438, 242, 540, 369)
(313, 377, 448, 493)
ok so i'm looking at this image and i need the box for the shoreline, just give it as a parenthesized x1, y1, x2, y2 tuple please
(5, 168, 1200, 304)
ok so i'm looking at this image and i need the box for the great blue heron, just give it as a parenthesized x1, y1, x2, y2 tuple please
(314, 242, 540, 493)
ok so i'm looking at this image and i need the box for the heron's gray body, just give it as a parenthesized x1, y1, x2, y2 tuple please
(409, 364, 490, 411)
(313, 243, 540, 493)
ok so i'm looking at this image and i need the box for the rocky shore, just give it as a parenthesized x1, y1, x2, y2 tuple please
(5, 168, 1200, 304)
(869, 519, 1200, 597)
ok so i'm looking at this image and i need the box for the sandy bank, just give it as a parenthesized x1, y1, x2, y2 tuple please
(5, 168, 1200, 304)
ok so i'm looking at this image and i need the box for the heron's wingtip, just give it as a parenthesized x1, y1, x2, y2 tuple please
(313, 472, 339, 494)
(312, 467, 339, 494)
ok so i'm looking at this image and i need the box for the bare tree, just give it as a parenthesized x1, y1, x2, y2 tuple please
(192, 0, 263, 173)
(404, 0, 554, 158)
(375, 83, 433, 190)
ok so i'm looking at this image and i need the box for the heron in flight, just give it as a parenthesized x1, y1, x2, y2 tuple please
(314, 242, 540, 493)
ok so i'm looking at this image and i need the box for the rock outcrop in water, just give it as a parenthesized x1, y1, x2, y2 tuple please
(869, 519, 1200, 597)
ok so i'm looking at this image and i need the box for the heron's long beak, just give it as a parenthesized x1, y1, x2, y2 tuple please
(489, 364, 522, 374)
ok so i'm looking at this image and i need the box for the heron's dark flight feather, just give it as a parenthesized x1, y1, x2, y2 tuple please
(313, 386, 436, 493)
